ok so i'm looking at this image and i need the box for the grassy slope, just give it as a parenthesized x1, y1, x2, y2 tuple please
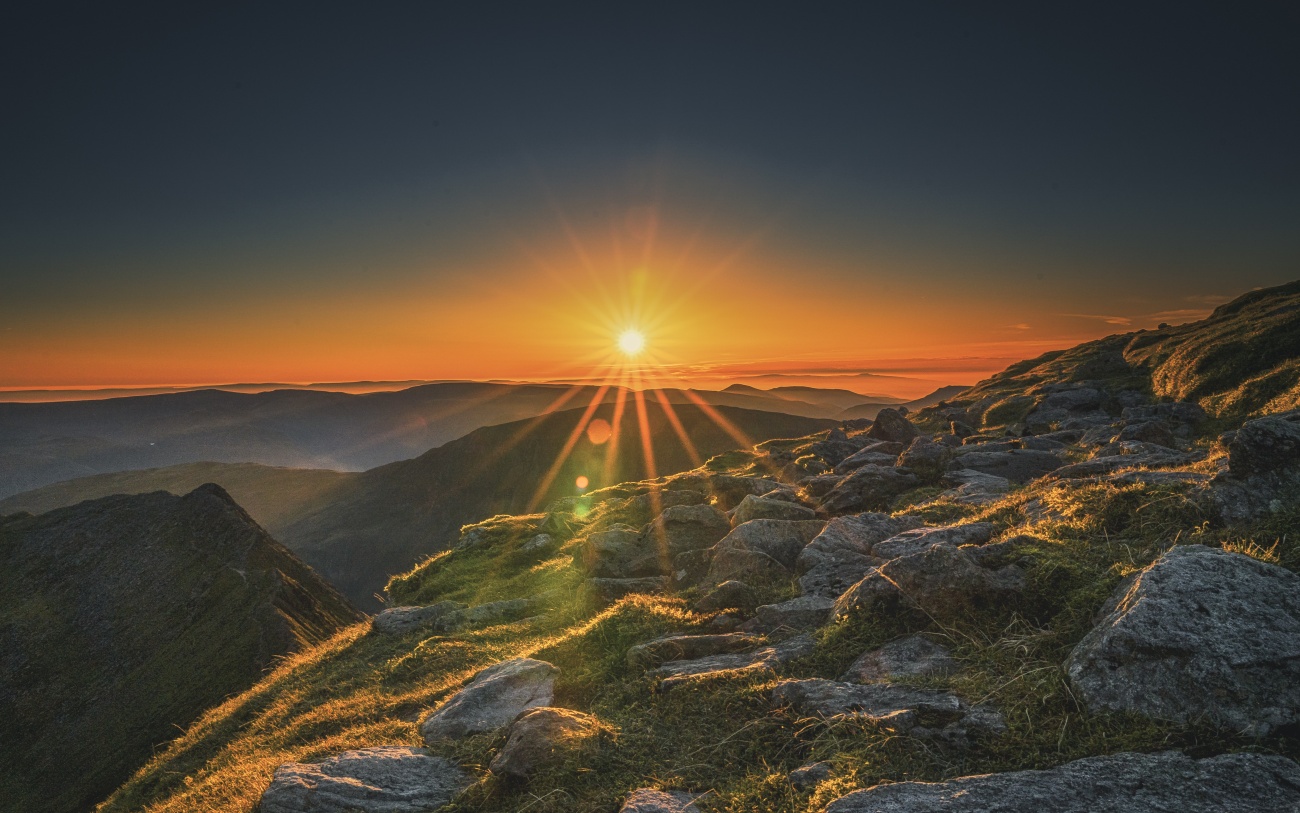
(99, 438, 1300, 813)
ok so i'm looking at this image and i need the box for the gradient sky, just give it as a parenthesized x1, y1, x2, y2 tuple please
(2, 2, 1297, 389)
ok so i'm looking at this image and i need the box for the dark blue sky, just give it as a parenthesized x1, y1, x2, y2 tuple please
(2, 2, 1298, 385)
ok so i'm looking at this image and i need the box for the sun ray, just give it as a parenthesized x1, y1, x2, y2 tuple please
(526, 383, 612, 511)
(650, 386, 703, 468)
(602, 369, 631, 486)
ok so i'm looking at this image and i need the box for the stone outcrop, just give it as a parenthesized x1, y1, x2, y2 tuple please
(729, 494, 815, 525)
(646, 504, 731, 554)
(833, 544, 1024, 622)
(627, 633, 765, 670)
(652, 634, 814, 690)
(822, 751, 1300, 813)
(370, 600, 465, 635)
(1066, 545, 1300, 736)
(258, 746, 471, 813)
(866, 408, 919, 444)
(947, 449, 1063, 483)
(1212, 410, 1300, 522)
(819, 465, 921, 514)
(488, 707, 603, 778)
(421, 658, 558, 742)
(772, 679, 1002, 743)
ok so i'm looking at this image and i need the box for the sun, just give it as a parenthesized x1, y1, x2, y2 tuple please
(617, 328, 646, 356)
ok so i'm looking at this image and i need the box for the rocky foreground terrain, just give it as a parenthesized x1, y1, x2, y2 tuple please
(84, 280, 1300, 812)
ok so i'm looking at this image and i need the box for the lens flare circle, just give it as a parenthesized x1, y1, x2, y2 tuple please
(617, 328, 645, 356)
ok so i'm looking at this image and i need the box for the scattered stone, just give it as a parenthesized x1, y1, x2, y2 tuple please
(789, 761, 833, 790)
(588, 576, 669, 604)
(421, 658, 558, 742)
(258, 746, 471, 813)
(654, 634, 814, 690)
(745, 595, 835, 632)
(1117, 420, 1176, 447)
(938, 468, 1011, 505)
(619, 789, 702, 813)
(646, 504, 731, 554)
(520, 533, 556, 553)
(796, 513, 923, 598)
(870, 522, 994, 560)
(867, 408, 919, 444)
(822, 751, 1300, 813)
(695, 580, 758, 612)
(1066, 545, 1300, 736)
(833, 544, 1024, 622)
(948, 449, 1063, 484)
(819, 465, 921, 514)
(709, 519, 825, 572)
(583, 525, 659, 578)
(730, 494, 816, 525)
(842, 635, 957, 683)
(627, 632, 765, 670)
(833, 447, 901, 475)
(708, 475, 781, 510)
(773, 679, 998, 741)
(897, 436, 952, 483)
(371, 601, 465, 635)
(488, 707, 602, 778)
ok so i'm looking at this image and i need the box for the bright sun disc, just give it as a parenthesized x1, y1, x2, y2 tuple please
(617, 328, 645, 356)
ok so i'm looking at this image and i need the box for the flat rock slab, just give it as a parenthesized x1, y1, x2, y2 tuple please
(730, 494, 816, 525)
(773, 678, 1003, 745)
(822, 751, 1300, 813)
(1067, 545, 1300, 736)
(259, 746, 471, 813)
(833, 543, 1024, 622)
(421, 657, 557, 742)
(841, 634, 957, 683)
(371, 601, 465, 635)
(627, 633, 765, 670)
(747, 595, 835, 632)
(619, 789, 701, 812)
(654, 634, 814, 690)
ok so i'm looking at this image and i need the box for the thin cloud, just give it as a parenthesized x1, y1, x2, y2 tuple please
(1007, 323, 1032, 331)
(1060, 313, 1133, 326)
(1148, 308, 1212, 323)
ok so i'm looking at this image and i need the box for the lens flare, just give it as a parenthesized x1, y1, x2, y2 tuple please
(575, 475, 589, 489)
(617, 328, 645, 356)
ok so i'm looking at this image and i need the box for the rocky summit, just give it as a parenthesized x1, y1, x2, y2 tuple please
(71, 280, 1300, 813)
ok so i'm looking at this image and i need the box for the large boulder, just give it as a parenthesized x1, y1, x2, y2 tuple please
(421, 658, 558, 742)
(488, 707, 603, 778)
(1213, 411, 1300, 521)
(745, 595, 835, 632)
(371, 601, 465, 635)
(645, 504, 730, 554)
(652, 634, 814, 690)
(819, 465, 921, 514)
(897, 436, 951, 483)
(867, 408, 919, 444)
(822, 751, 1300, 813)
(695, 580, 759, 612)
(619, 789, 701, 813)
(833, 544, 1024, 622)
(729, 494, 816, 525)
(947, 449, 1063, 484)
(1066, 545, 1300, 736)
(796, 513, 923, 598)
(258, 747, 471, 813)
(582, 525, 659, 578)
(707, 519, 825, 579)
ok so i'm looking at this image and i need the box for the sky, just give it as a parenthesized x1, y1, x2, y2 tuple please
(2, 2, 1297, 391)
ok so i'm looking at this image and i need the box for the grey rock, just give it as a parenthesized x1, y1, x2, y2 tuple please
(619, 789, 701, 813)
(1118, 420, 1177, 447)
(833, 544, 1024, 622)
(867, 408, 919, 444)
(1228, 410, 1300, 479)
(948, 449, 1063, 484)
(645, 504, 730, 554)
(789, 761, 833, 790)
(588, 576, 669, 603)
(796, 513, 924, 598)
(705, 547, 790, 583)
(797, 549, 881, 599)
(582, 525, 658, 579)
(371, 601, 465, 635)
(432, 594, 555, 633)
(627, 632, 765, 670)
(695, 580, 758, 612)
(802, 473, 845, 498)
(670, 548, 713, 588)
(421, 657, 558, 742)
(488, 707, 602, 778)
(710, 519, 825, 571)
(871, 522, 994, 560)
(1040, 387, 1103, 412)
(1067, 545, 1300, 736)
(822, 751, 1300, 813)
(1050, 446, 1202, 479)
(833, 448, 899, 475)
(841, 635, 957, 683)
(708, 475, 781, 510)
(730, 494, 816, 525)
(654, 634, 814, 690)
(773, 679, 963, 729)
(897, 436, 951, 483)
(747, 595, 835, 631)
(820, 465, 921, 514)
(938, 468, 1011, 505)
(520, 533, 556, 553)
(1018, 436, 1069, 452)
(258, 746, 471, 813)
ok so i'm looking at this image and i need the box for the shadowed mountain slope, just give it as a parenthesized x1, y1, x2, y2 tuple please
(0, 485, 361, 813)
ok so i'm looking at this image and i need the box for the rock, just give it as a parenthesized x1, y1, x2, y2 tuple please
(1117, 420, 1176, 447)
(583, 525, 659, 578)
(1018, 436, 1069, 452)
(520, 533, 556, 553)
(1122, 401, 1209, 426)
(938, 468, 1011, 505)
(802, 473, 844, 498)
(670, 548, 713, 587)
(789, 761, 833, 790)
(950, 420, 976, 439)
(1106, 470, 1211, 487)
(796, 513, 923, 598)
(1040, 387, 1103, 412)
(1066, 545, 1300, 736)
(867, 408, 919, 444)
(708, 475, 781, 510)
(948, 449, 1063, 484)
(730, 494, 816, 525)
(710, 519, 826, 571)
(833, 544, 1024, 622)
(646, 504, 731, 554)
(897, 436, 951, 483)
(617, 489, 708, 527)
(822, 751, 1300, 813)
(833, 444, 902, 475)
(371, 601, 465, 635)
(806, 437, 861, 466)
(627, 633, 765, 670)
(421, 658, 558, 742)
(432, 594, 555, 632)
(746, 595, 835, 631)
(258, 746, 471, 813)
(619, 789, 701, 813)
(588, 576, 669, 603)
(842, 635, 957, 683)
(773, 679, 967, 732)
(819, 465, 921, 514)
(695, 580, 758, 612)
(705, 547, 790, 583)
(796, 550, 881, 599)
(653, 634, 815, 690)
(488, 707, 602, 778)
(870, 522, 994, 560)
(1050, 446, 1202, 479)
(1227, 410, 1300, 479)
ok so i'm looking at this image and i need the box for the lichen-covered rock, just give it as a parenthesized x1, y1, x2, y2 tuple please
(947, 449, 1063, 484)
(819, 465, 921, 514)
(582, 525, 659, 578)
(833, 544, 1024, 622)
(870, 522, 994, 560)
(938, 468, 1011, 505)
(822, 751, 1300, 813)
(897, 436, 951, 483)
(645, 504, 731, 554)
(488, 707, 603, 778)
(421, 658, 558, 742)
(370, 601, 465, 635)
(619, 789, 701, 813)
(729, 494, 816, 525)
(627, 633, 765, 670)
(842, 635, 957, 683)
(867, 408, 919, 444)
(1066, 545, 1300, 736)
(695, 579, 758, 612)
(796, 513, 923, 598)
(653, 634, 814, 690)
(258, 746, 471, 813)
(710, 519, 825, 570)
(746, 595, 835, 631)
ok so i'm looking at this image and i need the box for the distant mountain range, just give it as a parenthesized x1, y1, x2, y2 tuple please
(0, 382, 923, 498)
(0, 485, 360, 813)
